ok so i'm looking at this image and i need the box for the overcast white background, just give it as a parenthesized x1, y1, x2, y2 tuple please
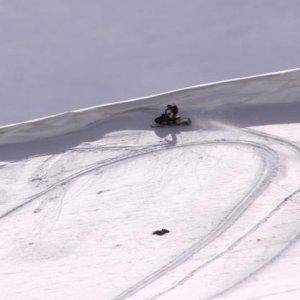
(0, 0, 299, 126)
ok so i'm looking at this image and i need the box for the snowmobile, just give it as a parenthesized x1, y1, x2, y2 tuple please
(151, 114, 191, 128)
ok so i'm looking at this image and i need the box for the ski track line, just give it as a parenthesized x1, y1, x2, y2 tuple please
(147, 129, 300, 300)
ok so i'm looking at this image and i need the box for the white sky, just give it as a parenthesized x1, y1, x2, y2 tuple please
(0, 0, 300, 125)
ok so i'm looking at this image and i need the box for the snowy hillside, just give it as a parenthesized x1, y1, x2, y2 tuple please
(0, 69, 300, 299)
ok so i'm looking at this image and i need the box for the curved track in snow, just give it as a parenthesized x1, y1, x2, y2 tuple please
(114, 140, 278, 300)
(0, 139, 276, 222)
(114, 128, 300, 300)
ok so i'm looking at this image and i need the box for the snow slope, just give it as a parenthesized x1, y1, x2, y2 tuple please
(0, 69, 299, 299)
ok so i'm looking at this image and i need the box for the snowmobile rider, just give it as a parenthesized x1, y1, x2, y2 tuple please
(164, 104, 178, 123)
(154, 104, 179, 125)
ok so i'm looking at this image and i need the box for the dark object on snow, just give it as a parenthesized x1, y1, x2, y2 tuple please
(152, 116, 191, 128)
(152, 229, 170, 236)
(154, 104, 179, 125)
(152, 104, 191, 127)
(165, 104, 178, 119)
(154, 114, 171, 125)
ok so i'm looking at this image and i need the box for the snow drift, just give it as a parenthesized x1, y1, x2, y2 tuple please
(0, 69, 299, 300)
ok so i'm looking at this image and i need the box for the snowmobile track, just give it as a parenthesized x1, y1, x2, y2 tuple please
(114, 129, 300, 300)
(0, 139, 276, 222)
(0, 128, 299, 300)
(151, 189, 300, 300)
(114, 141, 278, 300)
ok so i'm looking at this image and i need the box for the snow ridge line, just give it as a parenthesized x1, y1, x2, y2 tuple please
(0, 68, 300, 145)
(114, 141, 278, 300)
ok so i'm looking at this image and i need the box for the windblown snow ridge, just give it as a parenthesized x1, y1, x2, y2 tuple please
(0, 68, 299, 145)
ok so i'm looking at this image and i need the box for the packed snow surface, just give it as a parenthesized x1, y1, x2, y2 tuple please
(0, 69, 300, 299)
